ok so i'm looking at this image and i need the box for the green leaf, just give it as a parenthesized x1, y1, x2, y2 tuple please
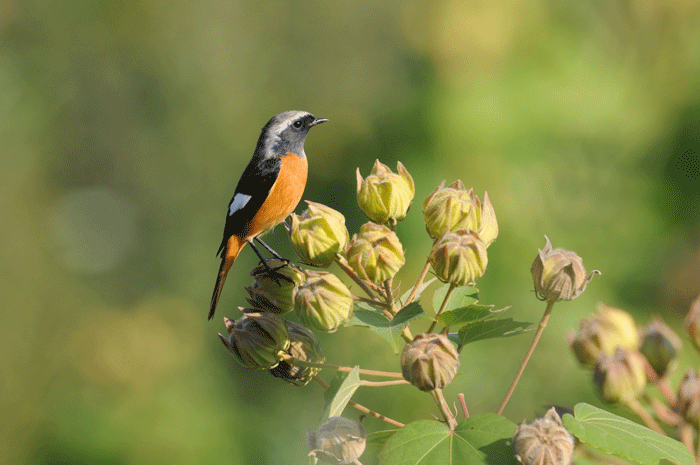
(563, 403, 693, 465)
(346, 302, 425, 352)
(398, 277, 438, 306)
(353, 299, 382, 312)
(453, 318, 531, 346)
(365, 429, 400, 459)
(573, 454, 635, 465)
(320, 367, 360, 423)
(347, 307, 391, 327)
(378, 414, 518, 465)
(367, 429, 399, 448)
(436, 304, 509, 327)
(432, 284, 478, 314)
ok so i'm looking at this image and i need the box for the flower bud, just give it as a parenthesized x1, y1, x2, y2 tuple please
(568, 304, 640, 367)
(218, 312, 290, 369)
(593, 348, 646, 404)
(422, 180, 498, 245)
(290, 201, 349, 267)
(401, 333, 460, 392)
(531, 236, 600, 302)
(429, 230, 488, 287)
(295, 271, 353, 332)
(639, 316, 681, 378)
(684, 294, 700, 352)
(676, 369, 700, 428)
(270, 320, 325, 386)
(513, 407, 575, 465)
(245, 259, 305, 314)
(346, 222, 405, 284)
(307, 417, 366, 465)
(356, 160, 415, 225)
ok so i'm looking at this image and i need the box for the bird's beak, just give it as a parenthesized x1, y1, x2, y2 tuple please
(310, 118, 328, 127)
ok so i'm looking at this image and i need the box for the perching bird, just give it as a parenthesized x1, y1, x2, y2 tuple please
(208, 110, 328, 320)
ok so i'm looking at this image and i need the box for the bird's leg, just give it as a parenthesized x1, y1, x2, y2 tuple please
(254, 237, 301, 273)
(248, 238, 295, 285)
(255, 237, 288, 263)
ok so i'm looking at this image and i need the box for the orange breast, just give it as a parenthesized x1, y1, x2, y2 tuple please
(244, 152, 308, 239)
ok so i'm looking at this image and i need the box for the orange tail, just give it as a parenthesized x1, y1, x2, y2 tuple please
(209, 236, 246, 320)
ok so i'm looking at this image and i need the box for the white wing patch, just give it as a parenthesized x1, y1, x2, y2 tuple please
(229, 193, 252, 216)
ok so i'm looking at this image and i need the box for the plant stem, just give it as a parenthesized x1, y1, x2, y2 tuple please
(284, 355, 404, 378)
(624, 397, 666, 435)
(373, 278, 413, 343)
(383, 279, 395, 311)
(679, 424, 695, 456)
(313, 376, 405, 428)
(427, 283, 456, 333)
(359, 379, 409, 387)
(642, 360, 678, 406)
(458, 393, 470, 419)
(400, 326, 414, 343)
(497, 300, 554, 415)
(430, 389, 458, 430)
(643, 393, 681, 427)
(404, 259, 432, 306)
(352, 294, 389, 309)
(336, 255, 378, 299)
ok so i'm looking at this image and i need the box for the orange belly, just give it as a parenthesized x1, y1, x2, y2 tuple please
(243, 152, 307, 239)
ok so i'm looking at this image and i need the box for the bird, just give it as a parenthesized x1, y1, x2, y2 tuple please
(208, 110, 328, 320)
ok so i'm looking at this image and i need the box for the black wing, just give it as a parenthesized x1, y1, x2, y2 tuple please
(216, 153, 281, 257)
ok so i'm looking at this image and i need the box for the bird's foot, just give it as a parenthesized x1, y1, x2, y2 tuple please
(255, 258, 298, 286)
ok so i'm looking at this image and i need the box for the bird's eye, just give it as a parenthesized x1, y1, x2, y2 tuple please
(293, 120, 303, 129)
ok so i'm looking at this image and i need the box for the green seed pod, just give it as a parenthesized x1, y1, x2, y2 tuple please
(270, 320, 325, 386)
(294, 271, 353, 332)
(593, 348, 647, 404)
(531, 236, 600, 302)
(218, 312, 290, 370)
(568, 303, 640, 367)
(401, 333, 460, 392)
(422, 180, 498, 245)
(512, 407, 575, 465)
(290, 201, 349, 267)
(245, 259, 305, 314)
(346, 222, 405, 284)
(356, 160, 415, 225)
(307, 417, 366, 465)
(639, 316, 681, 378)
(429, 229, 488, 287)
(569, 304, 639, 367)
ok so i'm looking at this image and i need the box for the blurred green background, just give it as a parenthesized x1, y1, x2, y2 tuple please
(2, 0, 700, 463)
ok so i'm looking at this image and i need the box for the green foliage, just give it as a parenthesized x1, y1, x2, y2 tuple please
(432, 284, 479, 312)
(378, 415, 518, 465)
(452, 318, 532, 346)
(564, 403, 693, 465)
(430, 283, 532, 346)
(320, 367, 361, 423)
(436, 303, 507, 326)
(347, 302, 426, 352)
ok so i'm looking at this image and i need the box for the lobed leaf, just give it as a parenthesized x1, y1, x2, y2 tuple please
(563, 403, 693, 465)
(452, 318, 531, 346)
(432, 284, 479, 314)
(378, 414, 518, 465)
(436, 304, 509, 327)
(347, 302, 425, 352)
